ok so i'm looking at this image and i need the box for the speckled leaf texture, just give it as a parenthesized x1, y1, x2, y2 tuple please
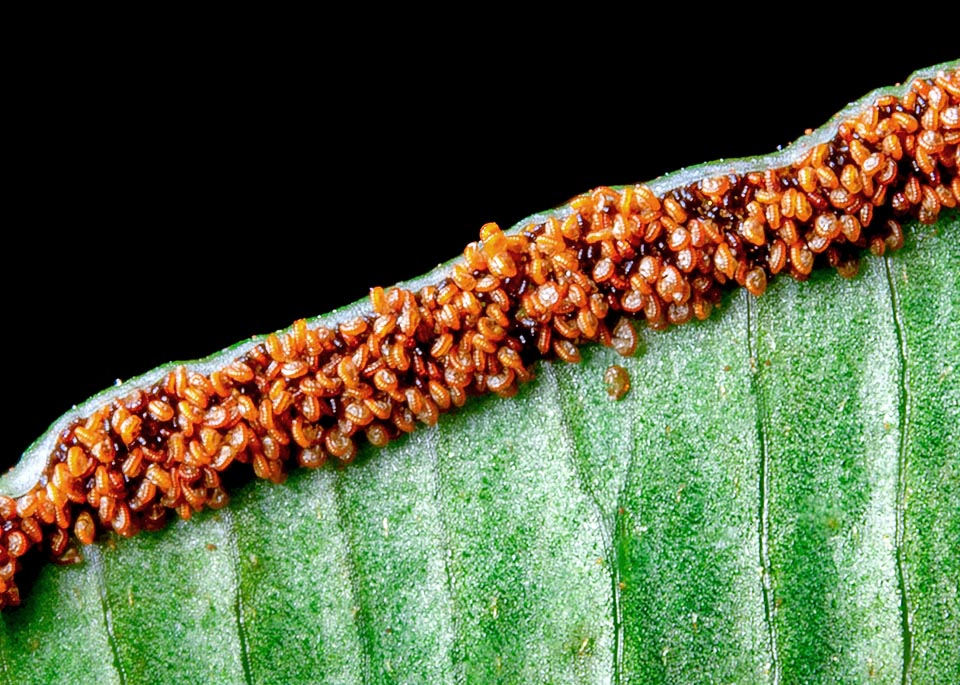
(1, 213, 957, 683)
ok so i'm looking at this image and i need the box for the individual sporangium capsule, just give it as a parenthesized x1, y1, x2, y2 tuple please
(604, 365, 631, 400)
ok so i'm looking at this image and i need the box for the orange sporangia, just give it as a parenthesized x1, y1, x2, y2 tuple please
(1, 65, 959, 611)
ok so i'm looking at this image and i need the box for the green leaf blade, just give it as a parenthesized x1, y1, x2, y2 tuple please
(2, 212, 957, 685)
(896, 219, 960, 683)
(756, 256, 905, 683)
(101, 515, 247, 684)
(432, 374, 614, 684)
(0, 555, 119, 685)
(554, 295, 773, 683)
(231, 471, 366, 685)
(335, 431, 460, 684)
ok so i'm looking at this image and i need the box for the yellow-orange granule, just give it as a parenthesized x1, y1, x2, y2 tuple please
(1, 67, 958, 610)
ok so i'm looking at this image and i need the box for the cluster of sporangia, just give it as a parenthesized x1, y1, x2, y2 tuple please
(2, 69, 959, 609)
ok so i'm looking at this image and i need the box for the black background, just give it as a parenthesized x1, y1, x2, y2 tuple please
(6, 40, 957, 471)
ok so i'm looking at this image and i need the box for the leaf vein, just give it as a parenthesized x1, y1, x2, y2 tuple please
(332, 472, 374, 685)
(542, 362, 624, 685)
(88, 546, 127, 685)
(425, 428, 467, 685)
(747, 295, 781, 685)
(884, 256, 915, 685)
(223, 509, 254, 685)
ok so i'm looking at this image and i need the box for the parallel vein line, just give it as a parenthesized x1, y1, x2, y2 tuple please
(542, 362, 624, 685)
(884, 256, 915, 685)
(89, 546, 127, 685)
(747, 296, 781, 685)
(223, 509, 253, 685)
(425, 428, 467, 685)
(331, 473, 373, 684)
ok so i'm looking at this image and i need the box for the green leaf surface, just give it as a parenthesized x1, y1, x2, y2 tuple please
(2, 209, 956, 684)
(3, 62, 959, 683)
